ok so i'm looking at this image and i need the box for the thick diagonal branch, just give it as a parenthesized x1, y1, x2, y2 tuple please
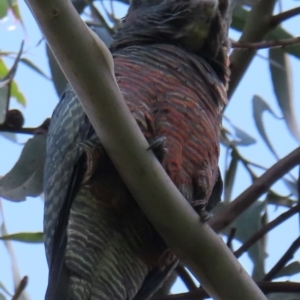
(24, 0, 267, 299)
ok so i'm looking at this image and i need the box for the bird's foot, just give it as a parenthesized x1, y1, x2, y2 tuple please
(193, 199, 212, 223)
(147, 136, 167, 162)
(199, 210, 212, 223)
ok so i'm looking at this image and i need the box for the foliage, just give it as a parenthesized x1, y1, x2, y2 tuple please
(1, 0, 300, 299)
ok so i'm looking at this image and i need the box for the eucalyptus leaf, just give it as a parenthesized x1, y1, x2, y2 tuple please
(224, 151, 238, 202)
(0, 203, 29, 300)
(268, 293, 300, 300)
(10, 81, 26, 106)
(231, 7, 300, 59)
(0, 135, 46, 201)
(46, 44, 68, 98)
(269, 48, 300, 142)
(0, 85, 8, 124)
(220, 201, 267, 279)
(223, 116, 256, 146)
(0, 232, 43, 243)
(8, 0, 23, 23)
(0, 281, 11, 296)
(20, 58, 51, 80)
(0, 293, 6, 300)
(0, 55, 26, 107)
(266, 190, 296, 208)
(252, 95, 281, 159)
(0, 132, 18, 142)
(282, 178, 298, 198)
(0, 0, 9, 19)
(233, 126, 256, 146)
(273, 261, 300, 279)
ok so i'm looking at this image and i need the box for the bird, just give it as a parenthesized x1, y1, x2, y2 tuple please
(43, 0, 230, 299)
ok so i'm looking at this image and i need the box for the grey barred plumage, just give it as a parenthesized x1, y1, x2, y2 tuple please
(44, 0, 229, 299)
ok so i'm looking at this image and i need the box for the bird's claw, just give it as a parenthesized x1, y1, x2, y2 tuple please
(147, 136, 167, 162)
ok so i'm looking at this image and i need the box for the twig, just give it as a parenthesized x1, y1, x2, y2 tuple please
(0, 118, 50, 135)
(153, 282, 300, 299)
(85, 0, 114, 35)
(209, 147, 300, 232)
(226, 227, 236, 250)
(12, 276, 28, 300)
(263, 237, 300, 281)
(176, 264, 198, 291)
(235, 205, 300, 258)
(231, 37, 300, 50)
(297, 166, 300, 233)
(271, 6, 300, 27)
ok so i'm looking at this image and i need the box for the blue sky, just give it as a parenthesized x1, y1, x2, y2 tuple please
(0, 1, 300, 299)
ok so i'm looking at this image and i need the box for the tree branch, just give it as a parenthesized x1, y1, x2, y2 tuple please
(209, 147, 300, 232)
(234, 204, 300, 258)
(263, 237, 300, 281)
(271, 6, 300, 27)
(153, 282, 300, 299)
(231, 36, 300, 50)
(0, 118, 50, 135)
(24, 0, 267, 299)
(12, 276, 28, 300)
(176, 264, 198, 291)
(228, 0, 277, 98)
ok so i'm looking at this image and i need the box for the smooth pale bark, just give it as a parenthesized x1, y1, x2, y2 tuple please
(24, 0, 267, 299)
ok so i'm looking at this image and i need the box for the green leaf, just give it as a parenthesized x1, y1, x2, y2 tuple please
(233, 126, 256, 146)
(266, 190, 296, 208)
(269, 48, 300, 141)
(282, 178, 298, 198)
(219, 201, 267, 279)
(231, 5, 248, 32)
(252, 95, 281, 159)
(0, 281, 11, 296)
(224, 150, 238, 202)
(268, 294, 300, 300)
(0, 0, 9, 19)
(0, 232, 43, 243)
(0, 202, 29, 300)
(20, 58, 51, 80)
(274, 261, 300, 279)
(0, 135, 46, 201)
(0, 56, 26, 107)
(46, 44, 68, 98)
(0, 84, 8, 124)
(0, 293, 6, 300)
(10, 80, 26, 105)
(231, 7, 300, 59)
(9, 0, 22, 23)
(0, 132, 18, 142)
(223, 116, 256, 146)
(267, 27, 300, 60)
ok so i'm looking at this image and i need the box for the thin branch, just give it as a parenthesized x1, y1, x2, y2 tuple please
(12, 276, 28, 300)
(271, 6, 300, 27)
(235, 205, 300, 258)
(176, 264, 198, 291)
(153, 282, 300, 299)
(226, 227, 236, 250)
(263, 237, 300, 281)
(0, 118, 50, 135)
(297, 166, 300, 234)
(85, 0, 114, 35)
(231, 36, 300, 50)
(209, 147, 300, 232)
